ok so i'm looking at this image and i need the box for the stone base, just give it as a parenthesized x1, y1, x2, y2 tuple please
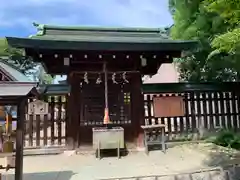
(137, 132, 144, 148)
(5, 156, 15, 167)
(136, 147, 145, 152)
(63, 150, 76, 156)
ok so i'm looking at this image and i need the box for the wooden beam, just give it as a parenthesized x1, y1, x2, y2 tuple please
(27, 49, 176, 75)
(69, 70, 140, 75)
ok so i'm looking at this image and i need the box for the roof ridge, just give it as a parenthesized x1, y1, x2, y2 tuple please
(33, 22, 45, 36)
(32, 22, 164, 34)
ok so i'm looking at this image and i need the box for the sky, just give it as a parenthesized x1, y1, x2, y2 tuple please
(0, 0, 173, 37)
(0, 0, 173, 83)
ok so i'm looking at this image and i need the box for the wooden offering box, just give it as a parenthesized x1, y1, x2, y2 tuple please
(92, 127, 124, 159)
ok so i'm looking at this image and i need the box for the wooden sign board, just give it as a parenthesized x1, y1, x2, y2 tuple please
(28, 100, 48, 115)
(153, 96, 185, 117)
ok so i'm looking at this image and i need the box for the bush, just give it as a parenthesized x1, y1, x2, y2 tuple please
(213, 129, 240, 150)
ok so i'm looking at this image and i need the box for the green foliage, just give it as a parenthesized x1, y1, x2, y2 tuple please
(211, 28, 240, 53)
(34, 65, 55, 85)
(204, 0, 240, 26)
(204, 0, 240, 55)
(170, 0, 240, 81)
(212, 129, 240, 150)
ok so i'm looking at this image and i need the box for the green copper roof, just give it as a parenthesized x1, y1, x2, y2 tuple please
(0, 59, 32, 82)
(6, 23, 198, 51)
(30, 23, 187, 43)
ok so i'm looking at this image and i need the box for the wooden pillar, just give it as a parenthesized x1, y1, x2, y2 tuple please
(67, 74, 80, 149)
(131, 73, 144, 147)
(15, 98, 26, 180)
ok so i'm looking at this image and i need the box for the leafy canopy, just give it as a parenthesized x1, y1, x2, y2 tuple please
(169, 0, 240, 82)
(204, 0, 240, 54)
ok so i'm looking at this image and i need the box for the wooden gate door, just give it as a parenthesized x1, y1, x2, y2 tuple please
(78, 78, 133, 145)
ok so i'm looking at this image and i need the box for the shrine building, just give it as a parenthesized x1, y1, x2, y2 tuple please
(6, 23, 198, 149)
(0, 57, 32, 123)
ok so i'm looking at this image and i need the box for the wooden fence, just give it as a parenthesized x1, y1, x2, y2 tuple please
(24, 95, 67, 148)
(143, 82, 240, 141)
(22, 82, 240, 148)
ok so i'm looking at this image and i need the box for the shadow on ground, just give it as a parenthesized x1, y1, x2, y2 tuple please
(201, 143, 240, 179)
(3, 171, 75, 180)
(201, 143, 240, 166)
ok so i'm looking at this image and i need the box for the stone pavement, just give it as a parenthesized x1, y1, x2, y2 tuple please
(0, 143, 234, 180)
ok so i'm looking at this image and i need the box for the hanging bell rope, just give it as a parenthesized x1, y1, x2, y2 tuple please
(103, 62, 111, 125)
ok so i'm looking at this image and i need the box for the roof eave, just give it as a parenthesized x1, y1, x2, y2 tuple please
(0, 82, 39, 98)
(6, 37, 198, 52)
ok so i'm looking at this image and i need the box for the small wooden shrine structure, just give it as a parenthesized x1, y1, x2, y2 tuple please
(0, 82, 39, 180)
(6, 23, 197, 149)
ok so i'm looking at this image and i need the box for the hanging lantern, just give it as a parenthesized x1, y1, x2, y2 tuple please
(96, 73, 102, 84)
(112, 73, 118, 84)
(84, 72, 89, 84)
(122, 72, 129, 84)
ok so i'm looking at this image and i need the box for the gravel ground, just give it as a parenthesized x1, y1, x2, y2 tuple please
(0, 142, 238, 180)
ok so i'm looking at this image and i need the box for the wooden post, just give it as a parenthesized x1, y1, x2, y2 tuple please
(67, 73, 80, 149)
(131, 73, 144, 147)
(15, 98, 26, 180)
